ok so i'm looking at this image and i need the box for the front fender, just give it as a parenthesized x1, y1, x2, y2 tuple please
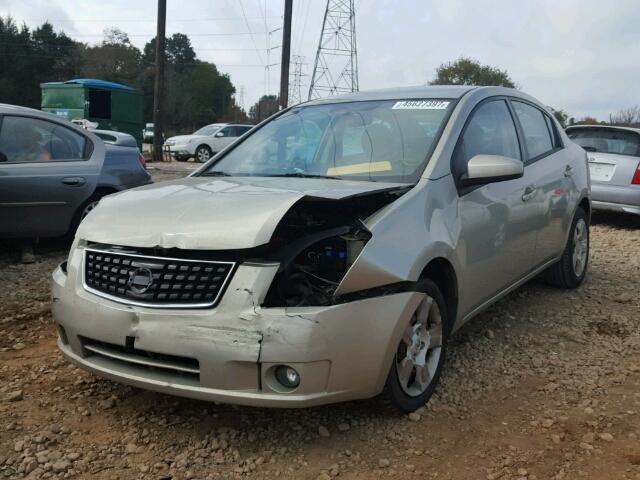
(335, 176, 462, 295)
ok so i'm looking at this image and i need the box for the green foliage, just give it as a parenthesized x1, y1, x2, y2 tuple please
(0, 17, 242, 134)
(249, 94, 279, 123)
(550, 108, 569, 128)
(430, 57, 516, 88)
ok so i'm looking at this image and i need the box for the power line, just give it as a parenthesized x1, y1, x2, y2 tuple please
(0, 32, 271, 38)
(11, 16, 282, 23)
(237, 0, 265, 65)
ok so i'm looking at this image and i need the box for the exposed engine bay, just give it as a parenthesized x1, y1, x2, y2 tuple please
(261, 188, 408, 307)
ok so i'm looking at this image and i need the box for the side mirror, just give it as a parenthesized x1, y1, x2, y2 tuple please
(461, 154, 523, 187)
(214, 132, 224, 138)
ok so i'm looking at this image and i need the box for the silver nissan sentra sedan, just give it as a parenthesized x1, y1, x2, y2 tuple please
(52, 86, 590, 412)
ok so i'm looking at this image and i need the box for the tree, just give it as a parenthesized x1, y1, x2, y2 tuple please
(0, 17, 84, 108)
(575, 116, 600, 125)
(430, 57, 516, 88)
(80, 28, 141, 86)
(609, 106, 640, 127)
(249, 95, 279, 123)
(550, 108, 569, 128)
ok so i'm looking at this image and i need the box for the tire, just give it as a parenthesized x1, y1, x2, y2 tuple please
(195, 145, 213, 163)
(67, 191, 108, 238)
(382, 279, 449, 413)
(543, 206, 589, 289)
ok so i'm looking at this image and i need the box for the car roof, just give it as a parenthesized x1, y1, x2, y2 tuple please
(566, 124, 640, 135)
(0, 103, 43, 114)
(302, 85, 478, 106)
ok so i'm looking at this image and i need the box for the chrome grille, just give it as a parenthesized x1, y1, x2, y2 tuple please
(83, 248, 235, 308)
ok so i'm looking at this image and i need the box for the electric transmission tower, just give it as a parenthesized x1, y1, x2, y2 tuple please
(308, 0, 358, 100)
(288, 55, 307, 106)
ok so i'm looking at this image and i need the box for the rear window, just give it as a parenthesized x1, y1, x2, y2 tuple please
(567, 128, 640, 157)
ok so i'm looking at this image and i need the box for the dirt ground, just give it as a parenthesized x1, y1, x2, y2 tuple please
(1, 164, 639, 480)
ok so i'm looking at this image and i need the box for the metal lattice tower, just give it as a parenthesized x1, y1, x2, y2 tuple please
(308, 0, 358, 100)
(288, 55, 307, 106)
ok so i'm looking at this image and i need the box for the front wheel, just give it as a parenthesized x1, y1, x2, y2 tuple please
(382, 279, 449, 412)
(543, 206, 589, 289)
(195, 145, 213, 163)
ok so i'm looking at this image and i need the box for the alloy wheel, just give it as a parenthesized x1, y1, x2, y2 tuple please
(572, 218, 588, 277)
(395, 295, 443, 397)
(197, 147, 211, 163)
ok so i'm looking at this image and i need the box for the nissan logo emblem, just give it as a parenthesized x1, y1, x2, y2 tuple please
(127, 267, 154, 294)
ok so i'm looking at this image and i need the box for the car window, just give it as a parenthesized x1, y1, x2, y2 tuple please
(217, 127, 232, 137)
(453, 100, 521, 180)
(512, 101, 554, 160)
(238, 126, 252, 135)
(567, 128, 640, 157)
(203, 99, 454, 183)
(193, 125, 220, 136)
(0, 116, 88, 163)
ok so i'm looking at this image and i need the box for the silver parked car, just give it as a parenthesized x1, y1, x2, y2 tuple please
(163, 123, 254, 162)
(52, 86, 590, 412)
(566, 125, 640, 215)
(0, 104, 152, 239)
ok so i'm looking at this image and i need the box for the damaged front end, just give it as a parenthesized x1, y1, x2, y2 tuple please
(260, 188, 408, 307)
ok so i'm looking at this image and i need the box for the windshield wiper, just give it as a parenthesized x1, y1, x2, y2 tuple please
(200, 170, 231, 177)
(264, 172, 342, 180)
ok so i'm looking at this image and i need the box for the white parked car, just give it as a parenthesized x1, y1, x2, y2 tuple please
(163, 123, 254, 162)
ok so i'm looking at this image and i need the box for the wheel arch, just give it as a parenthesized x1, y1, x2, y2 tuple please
(419, 257, 459, 331)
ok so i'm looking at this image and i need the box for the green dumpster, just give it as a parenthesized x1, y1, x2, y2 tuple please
(40, 78, 144, 147)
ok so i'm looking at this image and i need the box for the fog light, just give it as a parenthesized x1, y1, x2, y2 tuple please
(275, 365, 300, 388)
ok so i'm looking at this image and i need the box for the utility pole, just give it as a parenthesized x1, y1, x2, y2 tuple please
(279, 0, 293, 109)
(152, 0, 166, 162)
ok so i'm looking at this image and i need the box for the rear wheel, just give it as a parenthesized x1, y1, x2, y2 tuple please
(382, 279, 449, 412)
(195, 145, 213, 163)
(543, 206, 589, 289)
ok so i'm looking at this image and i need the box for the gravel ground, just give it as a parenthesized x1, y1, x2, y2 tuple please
(1, 166, 639, 480)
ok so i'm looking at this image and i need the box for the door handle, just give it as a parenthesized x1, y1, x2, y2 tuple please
(61, 177, 86, 186)
(564, 165, 574, 177)
(522, 185, 537, 202)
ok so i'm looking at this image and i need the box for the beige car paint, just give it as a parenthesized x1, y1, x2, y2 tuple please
(52, 86, 590, 407)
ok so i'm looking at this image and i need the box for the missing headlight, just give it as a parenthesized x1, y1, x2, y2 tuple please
(264, 225, 370, 307)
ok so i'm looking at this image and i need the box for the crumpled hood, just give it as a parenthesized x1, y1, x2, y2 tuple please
(77, 176, 408, 250)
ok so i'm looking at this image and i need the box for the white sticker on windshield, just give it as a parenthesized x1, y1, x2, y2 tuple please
(392, 100, 450, 110)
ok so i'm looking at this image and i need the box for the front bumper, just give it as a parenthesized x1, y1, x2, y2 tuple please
(51, 248, 422, 407)
(163, 143, 194, 157)
(591, 183, 640, 215)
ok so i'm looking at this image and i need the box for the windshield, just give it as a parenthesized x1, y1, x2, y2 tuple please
(568, 128, 640, 157)
(193, 125, 221, 136)
(200, 99, 454, 182)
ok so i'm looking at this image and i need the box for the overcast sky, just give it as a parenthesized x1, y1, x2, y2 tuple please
(2, 0, 638, 120)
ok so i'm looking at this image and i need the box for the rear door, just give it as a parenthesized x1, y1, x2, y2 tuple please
(0, 114, 104, 238)
(510, 100, 573, 265)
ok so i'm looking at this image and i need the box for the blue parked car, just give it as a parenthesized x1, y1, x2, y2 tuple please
(0, 104, 152, 238)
